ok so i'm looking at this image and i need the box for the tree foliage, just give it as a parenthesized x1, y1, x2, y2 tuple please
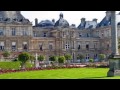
(38, 55, 45, 61)
(30, 55, 35, 61)
(64, 54, 72, 61)
(49, 56, 58, 62)
(58, 56, 66, 63)
(98, 54, 106, 62)
(18, 52, 30, 63)
(77, 54, 84, 60)
(2, 51, 10, 58)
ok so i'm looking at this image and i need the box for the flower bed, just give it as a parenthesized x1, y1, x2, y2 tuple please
(0, 65, 87, 74)
(0, 62, 109, 74)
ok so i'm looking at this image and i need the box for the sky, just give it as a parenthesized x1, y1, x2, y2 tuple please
(21, 11, 120, 26)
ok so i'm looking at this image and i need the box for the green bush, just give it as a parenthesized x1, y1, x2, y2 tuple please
(49, 56, 58, 62)
(89, 59, 94, 63)
(58, 56, 66, 63)
(98, 54, 106, 62)
(64, 54, 72, 61)
(38, 55, 45, 61)
(18, 52, 30, 69)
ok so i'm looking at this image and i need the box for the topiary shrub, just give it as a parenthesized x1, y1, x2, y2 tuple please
(89, 59, 94, 63)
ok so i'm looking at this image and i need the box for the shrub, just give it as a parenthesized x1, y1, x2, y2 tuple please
(18, 52, 30, 69)
(58, 56, 66, 63)
(49, 56, 58, 62)
(2, 51, 11, 60)
(98, 54, 106, 62)
(89, 59, 94, 63)
(38, 55, 45, 61)
(77, 54, 85, 63)
(64, 54, 72, 61)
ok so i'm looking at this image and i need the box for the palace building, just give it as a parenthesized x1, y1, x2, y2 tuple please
(0, 11, 120, 62)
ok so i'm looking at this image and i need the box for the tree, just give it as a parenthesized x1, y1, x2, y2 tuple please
(38, 55, 45, 67)
(38, 55, 45, 62)
(64, 54, 72, 63)
(29, 54, 35, 64)
(2, 51, 11, 61)
(98, 54, 106, 62)
(77, 54, 85, 63)
(49, 56, 58, 66)
(58, 56, 66, 66)
(18, 52, 30, 69)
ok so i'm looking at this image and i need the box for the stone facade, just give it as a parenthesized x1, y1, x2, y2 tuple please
(0, 11, 120, 62)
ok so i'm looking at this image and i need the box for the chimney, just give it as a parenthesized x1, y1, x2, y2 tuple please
(59, 13, 63, 19)
(81, 18, 86, 23)
(35, 18, 38, 26)
(52, 19, 55, 24)
(93, 18, 97, 23)
(106, 11, 111, 20)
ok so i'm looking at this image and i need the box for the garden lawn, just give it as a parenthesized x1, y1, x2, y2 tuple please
(0, 61, 33, 70)
(0, 68, 120, 79)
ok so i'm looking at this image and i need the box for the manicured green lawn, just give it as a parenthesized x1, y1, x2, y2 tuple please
(0, 61, 33, 70)
(0, 68, 119, 79)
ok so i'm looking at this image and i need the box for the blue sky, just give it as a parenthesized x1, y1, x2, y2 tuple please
(21, 11, 120, 26)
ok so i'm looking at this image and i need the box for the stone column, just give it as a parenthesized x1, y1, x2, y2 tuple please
(111, 11, 119, 55)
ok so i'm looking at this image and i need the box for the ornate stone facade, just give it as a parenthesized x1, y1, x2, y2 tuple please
(0, 11, 120, 62)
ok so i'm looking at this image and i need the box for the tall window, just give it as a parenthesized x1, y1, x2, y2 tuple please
(39, 43, 43, 51)
(94, 54, 97, 59)
(78, 45, 80, 50)
(102, 32, 104, 37)
(94, 43, 97, 49)
(65, 42, 70, 50)
(0, 42, 4, 51)
(22, 30, 27, 36)
(79, 33, 82, 37)
(107, 44, 109, 50)
(86, 44, 89, 50)
(86, 54, 89, 60)
(12, 28, 16, 36)
(49, 44, 53, 50)
(0, 29, 4, 36)
(33, 32, 37, 37)
(23, 42, 27, 51)
(63, 32, 65, 37)
(87, 33, 89, 37)
(0, 18, 3, 21)
(43, 32, 47, 37)
(12, 42, 16, 51)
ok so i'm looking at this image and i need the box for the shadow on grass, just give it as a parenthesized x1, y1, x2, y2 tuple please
(79, 76, 108, 79)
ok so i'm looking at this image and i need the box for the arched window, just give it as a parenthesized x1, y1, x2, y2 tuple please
(0, 42, 4, 51)
(12, 28, 16, 36)
(12, 42, 16, 51)
(23, 42, 27, 51)
(39, 43, 43, 51)
(86, 44, 89, 50)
